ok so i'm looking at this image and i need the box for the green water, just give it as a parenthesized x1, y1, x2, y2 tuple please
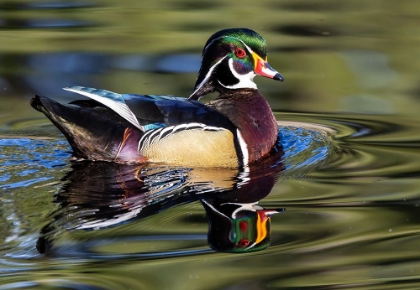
(2, 1, 420, 289)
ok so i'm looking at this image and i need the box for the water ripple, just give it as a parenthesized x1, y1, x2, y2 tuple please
(2, 113, 418, 290)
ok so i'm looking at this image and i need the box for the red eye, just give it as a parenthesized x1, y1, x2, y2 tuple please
(235, 48, 246, 58)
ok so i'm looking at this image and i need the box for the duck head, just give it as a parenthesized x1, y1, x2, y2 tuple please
(190, 28, 284, 100)
(201, 200, 283, 253)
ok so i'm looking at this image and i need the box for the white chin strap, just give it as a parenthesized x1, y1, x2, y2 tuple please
(218, 58, 257, 90)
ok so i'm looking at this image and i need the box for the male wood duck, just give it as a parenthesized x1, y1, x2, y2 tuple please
(31, 28, 284, 167)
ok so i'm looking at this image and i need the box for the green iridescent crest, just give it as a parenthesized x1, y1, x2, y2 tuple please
(203, 28, 267, 58)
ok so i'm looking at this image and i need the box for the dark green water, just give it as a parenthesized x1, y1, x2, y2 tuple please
(2, 1, 420, 289)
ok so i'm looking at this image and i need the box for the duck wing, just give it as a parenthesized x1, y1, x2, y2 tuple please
(64, 86, 235, 132)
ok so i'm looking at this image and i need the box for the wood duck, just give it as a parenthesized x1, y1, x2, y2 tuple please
(31, 28, 284, 167)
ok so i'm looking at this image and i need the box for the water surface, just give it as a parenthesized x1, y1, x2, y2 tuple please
(2, 1, 420, 289)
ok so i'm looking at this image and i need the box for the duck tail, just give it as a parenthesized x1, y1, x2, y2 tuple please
(30, 95, 145, 163)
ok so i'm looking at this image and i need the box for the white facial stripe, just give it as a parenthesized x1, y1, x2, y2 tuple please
(231, 202, 258, 218)
(201, 199, 229, 219)
(237, 39, 254, 55)
(203, 36, 225, 53)
(236, 129, 249, 166)
(190, 56, 227, 98)
(218, 58, 257, 90)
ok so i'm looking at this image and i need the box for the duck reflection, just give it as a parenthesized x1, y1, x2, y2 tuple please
(202, 199, 281, 253)
(37, 148, 284, 254)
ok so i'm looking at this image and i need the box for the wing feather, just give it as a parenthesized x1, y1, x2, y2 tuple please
(63, 86, 143, 131)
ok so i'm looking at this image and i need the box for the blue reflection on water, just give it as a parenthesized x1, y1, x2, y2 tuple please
(279, 126, 331, 170)
(0, 138, 70, 188)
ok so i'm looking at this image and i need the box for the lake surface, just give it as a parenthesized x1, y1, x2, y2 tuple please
(2, 1, 420, 289)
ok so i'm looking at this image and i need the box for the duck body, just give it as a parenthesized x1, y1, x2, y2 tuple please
(31, 28, 283, 167)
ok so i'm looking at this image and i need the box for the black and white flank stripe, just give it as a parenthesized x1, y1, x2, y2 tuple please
(138, 122, 225, 152)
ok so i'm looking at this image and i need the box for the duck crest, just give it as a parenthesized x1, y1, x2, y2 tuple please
(31, 28, 283, 167)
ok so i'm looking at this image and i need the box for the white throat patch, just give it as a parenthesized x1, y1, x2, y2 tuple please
(218, 58, 257, 90)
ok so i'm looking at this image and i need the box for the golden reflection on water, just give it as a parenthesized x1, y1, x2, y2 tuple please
(2, 0, 420, 289)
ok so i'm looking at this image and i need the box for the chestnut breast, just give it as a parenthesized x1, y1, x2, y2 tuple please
(207, 89, 278, 164)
